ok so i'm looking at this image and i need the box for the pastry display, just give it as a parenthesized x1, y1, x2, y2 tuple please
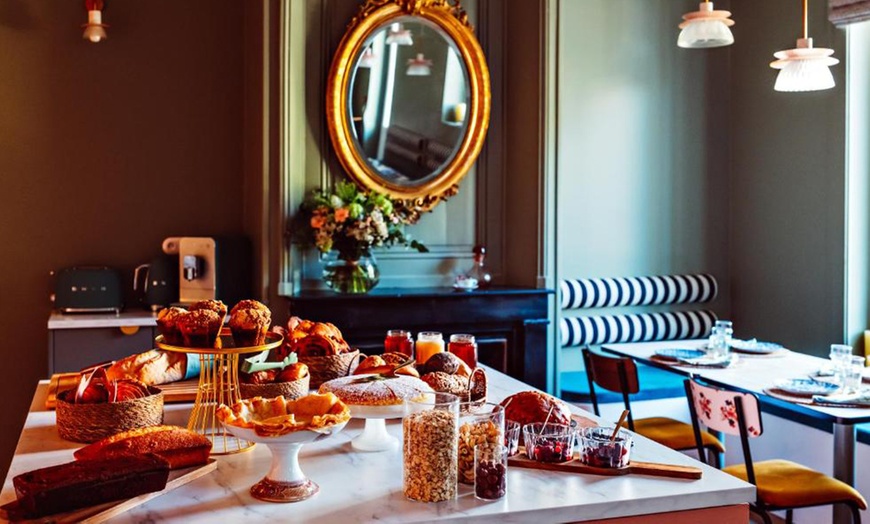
(499, 390, 572, 429)
(178, 309, 222, 349)
(106, 349, 188, 386)
(5, 455, 170, 519)
(229, 299, 272, 346)
(74, 425, 212, 470)
(320, 374, 432, 406)
(156, 307, 187, 345)
(217, 392, 351, 437)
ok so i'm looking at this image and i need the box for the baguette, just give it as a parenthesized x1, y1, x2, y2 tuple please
(74, 425, 211, 470)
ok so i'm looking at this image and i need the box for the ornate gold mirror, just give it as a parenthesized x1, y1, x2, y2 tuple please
(326, 0, 490, 219)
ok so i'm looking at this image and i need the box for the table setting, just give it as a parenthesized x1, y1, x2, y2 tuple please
(764, 344, 870, 408)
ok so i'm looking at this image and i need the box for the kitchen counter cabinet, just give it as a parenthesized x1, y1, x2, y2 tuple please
(47, 312, 158, 374)
(2, 370, 753, 523)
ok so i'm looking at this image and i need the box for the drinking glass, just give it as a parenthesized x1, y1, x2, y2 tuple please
(842, 356, 867, 394)
(829, 344, 853, 384)
(708, 320, 733, 359)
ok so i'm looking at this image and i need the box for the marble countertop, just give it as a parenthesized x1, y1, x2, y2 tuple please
(2, 371, 754, 523)
(48, 311, 159, 329)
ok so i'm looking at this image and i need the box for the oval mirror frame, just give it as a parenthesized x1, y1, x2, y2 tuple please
(326, 0, 490, 220)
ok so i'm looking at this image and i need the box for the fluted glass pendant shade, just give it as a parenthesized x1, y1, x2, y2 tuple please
(406, 54, 432, 76)
(678, 2, 734, 49)
(771, 38, 838, 92)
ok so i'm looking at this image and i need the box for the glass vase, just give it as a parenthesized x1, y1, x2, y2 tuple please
(321, 251, 380, 294)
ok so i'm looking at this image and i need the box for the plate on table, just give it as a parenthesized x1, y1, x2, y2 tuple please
(653, 348, 706, 362)
(729, 339, 783, 355)
(774, 378, 840, 397)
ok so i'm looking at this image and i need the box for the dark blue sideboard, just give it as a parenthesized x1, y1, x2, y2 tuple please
(286, 286, 553, 390)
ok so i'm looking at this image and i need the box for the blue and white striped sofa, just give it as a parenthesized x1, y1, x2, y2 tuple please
(559, 273, 719, 402)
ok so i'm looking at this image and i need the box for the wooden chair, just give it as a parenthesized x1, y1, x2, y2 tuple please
(581, 347, 725, 466)
(684, 377, 867, 524)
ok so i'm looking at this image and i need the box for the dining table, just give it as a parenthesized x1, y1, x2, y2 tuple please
(602, 339, 870, 524)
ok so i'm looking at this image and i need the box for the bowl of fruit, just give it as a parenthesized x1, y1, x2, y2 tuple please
(522, 423, 575, 463)
(578, 427, 633, 469)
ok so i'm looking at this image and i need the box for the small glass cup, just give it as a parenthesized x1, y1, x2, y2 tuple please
(708, 320, 734, 359)
(522, 423, 575, 463)
(504, 420, 521, 457)
(578, 427, 633, 469)
(830, 344, 854, 385)
(842, 356, 867, 394)
(474, 444, 507, 501)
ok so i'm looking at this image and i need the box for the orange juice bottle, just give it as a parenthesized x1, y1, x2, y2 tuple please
(416, 332, 444, 366)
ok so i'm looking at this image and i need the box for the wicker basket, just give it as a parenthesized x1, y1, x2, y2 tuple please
(299, 350, 361, 388)
(55, 387, 164, 443)
(240, 374, 310, 400)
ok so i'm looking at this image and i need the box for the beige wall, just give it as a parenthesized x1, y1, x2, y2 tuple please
(0, 0, 248, 478)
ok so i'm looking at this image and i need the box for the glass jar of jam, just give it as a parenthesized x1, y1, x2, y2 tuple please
(416, 332, 445, 366)
(385, 329, 414, 358)
(448, 334, 477, 369)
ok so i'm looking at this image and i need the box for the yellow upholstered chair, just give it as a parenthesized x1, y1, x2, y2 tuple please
(684, 377, 866, 524)
(581, 348, 725, 466)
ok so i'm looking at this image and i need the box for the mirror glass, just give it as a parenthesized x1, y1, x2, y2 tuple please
(347, 16, 470, 188)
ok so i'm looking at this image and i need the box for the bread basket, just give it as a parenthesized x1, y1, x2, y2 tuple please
(298, 350, 361, 388)
(240, 374, 310, 400)
(55, 386, 164, 443)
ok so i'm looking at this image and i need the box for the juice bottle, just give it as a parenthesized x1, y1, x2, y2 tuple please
(416, 332, 444, 366)
(385, 329, 414, 358)
(448, 334, 477, 369)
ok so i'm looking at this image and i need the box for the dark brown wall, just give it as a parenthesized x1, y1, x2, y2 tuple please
(0, 0, 246, 477)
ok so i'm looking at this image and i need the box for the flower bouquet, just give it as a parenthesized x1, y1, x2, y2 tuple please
(291, 181, 427, 293)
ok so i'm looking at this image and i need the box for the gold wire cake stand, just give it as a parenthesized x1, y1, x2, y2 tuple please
(157, 329, 284, 455)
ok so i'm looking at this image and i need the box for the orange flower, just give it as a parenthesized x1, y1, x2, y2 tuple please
(334, 208, 350, 223)
(310, 215, 326, 229)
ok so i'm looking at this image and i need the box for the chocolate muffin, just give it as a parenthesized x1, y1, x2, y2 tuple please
(178, 309, 222, 348)
(156, 307, 187, 345)
(228, 300, 271, 347)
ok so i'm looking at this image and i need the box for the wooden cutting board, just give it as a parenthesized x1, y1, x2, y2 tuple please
(1, 459, 217, 523)
(509, 451, 702, 480)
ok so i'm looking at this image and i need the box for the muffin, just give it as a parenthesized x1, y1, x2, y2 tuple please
(156, 307, 187, 345)
(188, 300, 228, 322)
(228, 300, 271, 347)
(178, 309, 222, 348)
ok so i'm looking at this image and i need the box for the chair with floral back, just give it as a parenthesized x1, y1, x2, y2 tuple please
(684, 377, 866, 524)
(582, 348, 725, 466)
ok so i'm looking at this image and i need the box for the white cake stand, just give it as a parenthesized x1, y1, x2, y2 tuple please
(347, 404, 405, 452)
(222, 421, 348, 502)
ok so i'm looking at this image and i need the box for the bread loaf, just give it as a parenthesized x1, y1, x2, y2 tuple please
(74, 425, 211, 470)
(500, 391, 572, 427)
(106, 350, 187, 386)
(9, 455, 169, 518)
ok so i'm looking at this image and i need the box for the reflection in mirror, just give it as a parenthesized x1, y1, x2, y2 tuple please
(348, 17, 470, 188)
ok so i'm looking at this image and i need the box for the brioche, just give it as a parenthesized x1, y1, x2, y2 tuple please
(9, 455, 170, 519)
(74, 425, 211, 470)
(500, 391, 572, 427)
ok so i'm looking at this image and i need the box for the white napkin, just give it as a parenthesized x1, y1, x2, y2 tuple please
(812, 391, 870, 407)
(677, 354, 737, 368)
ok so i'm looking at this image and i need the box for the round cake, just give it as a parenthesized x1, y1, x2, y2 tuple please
(319, 375, 433, 406)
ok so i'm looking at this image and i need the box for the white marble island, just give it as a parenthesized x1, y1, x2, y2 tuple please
(2, 370, 753, 523)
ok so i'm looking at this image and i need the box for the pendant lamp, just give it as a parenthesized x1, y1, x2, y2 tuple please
(678, 0, 734, 49)
(82, 0, 108, 43)
(406, 54, 432, 76)
(770, 0, 838, 92)
(385, 26, 413, 46)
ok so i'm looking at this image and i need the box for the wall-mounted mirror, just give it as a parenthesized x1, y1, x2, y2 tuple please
(327, 0, 490, 221)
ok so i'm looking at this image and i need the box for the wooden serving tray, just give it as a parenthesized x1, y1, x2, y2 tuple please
(0, 459, 217, 523)
(509, 451, 702, 480)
